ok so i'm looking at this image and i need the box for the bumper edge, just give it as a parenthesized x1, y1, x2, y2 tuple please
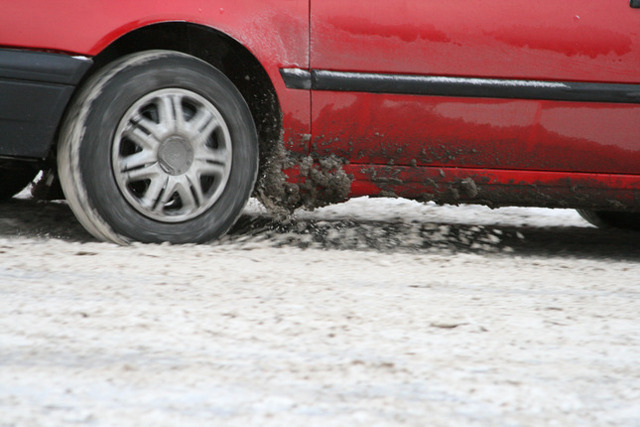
(0, 49, 93, 159)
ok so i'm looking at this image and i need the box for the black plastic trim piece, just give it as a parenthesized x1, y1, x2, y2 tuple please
(280, 68, 312, 90)
(0, 49, 93, 159)
(0, 49, 92, 85)
(313, 70, 640, 104)
(280, 67, 640, 104)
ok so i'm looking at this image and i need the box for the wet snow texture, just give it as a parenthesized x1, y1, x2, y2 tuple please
(1, 195, 640, 426)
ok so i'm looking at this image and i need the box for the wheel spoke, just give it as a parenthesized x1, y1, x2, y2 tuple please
(125, 163, 162, 182)
(119, 150, 157, 173)
(137, 115, 158, 132)
(194, 144, 229, 164)
(140, 175, 167, 210)
(194, 158, 226, 178)
(123, 122, 158, 151)
(156, 95, 174, 125)
(154, 176, 177, 210)
(185, 171, 205, 205)
(156, 94, 184, 133)
(173, 176, 197, 212)
(172, 95, 187, 133)
(188, 109, 218, 137)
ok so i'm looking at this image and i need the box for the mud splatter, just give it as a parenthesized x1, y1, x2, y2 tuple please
(255, 140, 353, 217)
(459, 178, 479, 198)
(225, 215, 510, 254)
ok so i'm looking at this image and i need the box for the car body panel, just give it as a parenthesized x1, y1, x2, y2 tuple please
(0, 0, 639, 214)
(309, 0, 640, 175)
(1, 0, 309, 65)
(311, 93, 640, 174)
(310, 0, 640, 83)
(0, 0, 311, 157)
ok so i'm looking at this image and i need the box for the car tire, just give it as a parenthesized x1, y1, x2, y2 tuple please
(58, 50, 258, 244)
(576, 209, 640, 231)
(0, 162, 38, 201)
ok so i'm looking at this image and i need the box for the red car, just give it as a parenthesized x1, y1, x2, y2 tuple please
(1, 1, 639, 243)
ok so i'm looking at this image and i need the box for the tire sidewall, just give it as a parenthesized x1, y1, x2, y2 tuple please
(77, 52, 258, 243)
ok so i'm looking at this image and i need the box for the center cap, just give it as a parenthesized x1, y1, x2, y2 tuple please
(158, 136, 194, 175)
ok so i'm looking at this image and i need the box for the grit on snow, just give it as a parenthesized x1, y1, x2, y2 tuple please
(1, 194, 639, 426)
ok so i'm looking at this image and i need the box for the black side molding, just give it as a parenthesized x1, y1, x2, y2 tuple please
(280, 68, 312, 90)
(281, 68, 640, 105)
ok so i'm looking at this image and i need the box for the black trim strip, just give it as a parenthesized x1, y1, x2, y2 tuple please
(281, 68, 640, 104)
(0, 49, 92, 85)
(280, 68, 312, 90)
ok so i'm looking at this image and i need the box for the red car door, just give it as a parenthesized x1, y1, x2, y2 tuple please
(307, 0, 640, 174)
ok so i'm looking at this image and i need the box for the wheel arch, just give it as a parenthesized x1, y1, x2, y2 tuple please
(70, 22, 282, 192)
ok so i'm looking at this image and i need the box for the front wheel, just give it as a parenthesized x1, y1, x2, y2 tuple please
(58, 50, 258, 244)
(577, 209, 640, 231)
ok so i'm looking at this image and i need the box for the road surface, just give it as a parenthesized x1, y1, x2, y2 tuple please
(1, 196, 639, 426)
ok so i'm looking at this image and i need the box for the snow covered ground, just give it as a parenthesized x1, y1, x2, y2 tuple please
(1, 195, 639, 426)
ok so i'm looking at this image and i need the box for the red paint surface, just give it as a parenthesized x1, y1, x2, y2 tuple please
(0, 1, 309, 64)
(2, 1, 640, 210)
(312, 92, 640, 174)
(0, 0, 312, 154)
(309, 0, 640, 201)
(311, 0, 640, 83)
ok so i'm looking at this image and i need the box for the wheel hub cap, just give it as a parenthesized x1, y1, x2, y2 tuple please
(111, 88, 232, 223)
(158, 136, 194, 175)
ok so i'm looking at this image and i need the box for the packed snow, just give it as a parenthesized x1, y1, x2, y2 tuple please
(1, 194, 639, 425)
